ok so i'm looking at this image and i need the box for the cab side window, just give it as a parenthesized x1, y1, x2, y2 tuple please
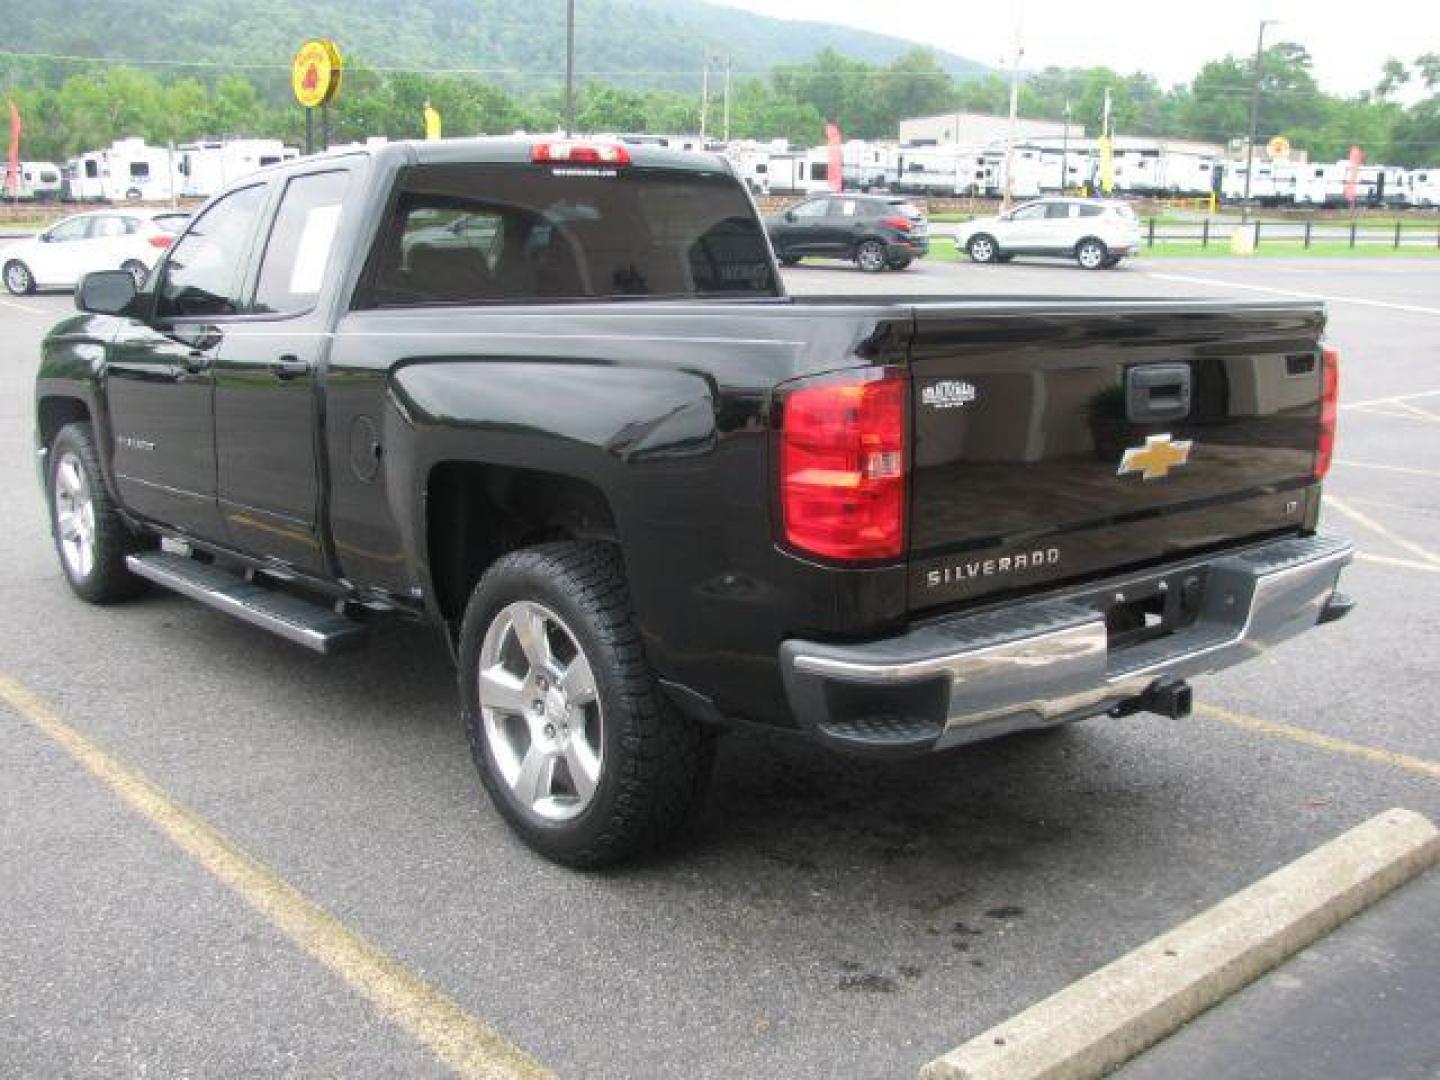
(155, 184, 266, 320)
(1045, 202, 1073, 219)
(1010, 204, 1047, 221)
(253, 171, 351, 315)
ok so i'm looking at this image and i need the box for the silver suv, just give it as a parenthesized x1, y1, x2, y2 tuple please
(955, 198, 1141, 269)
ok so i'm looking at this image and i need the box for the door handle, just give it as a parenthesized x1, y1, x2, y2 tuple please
(272, 355, 310, 380)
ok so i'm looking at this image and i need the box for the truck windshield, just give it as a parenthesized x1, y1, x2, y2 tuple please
(361, 162, 779, 306)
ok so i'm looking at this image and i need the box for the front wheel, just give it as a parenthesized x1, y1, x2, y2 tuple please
(4, 259, 35, 295)
(855, 239, 887, 273)
(887, 256, 913, 271)
(459, 542, 715, 867)
(47, 422, 148, 603)
(1075, 238, 1109, 270)
(967, 235, 999, 264)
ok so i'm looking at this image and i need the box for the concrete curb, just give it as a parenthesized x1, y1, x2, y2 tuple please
(920, 807, 1440, 1080)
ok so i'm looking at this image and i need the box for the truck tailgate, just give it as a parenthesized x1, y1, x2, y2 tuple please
(905, 299, 1327, 610)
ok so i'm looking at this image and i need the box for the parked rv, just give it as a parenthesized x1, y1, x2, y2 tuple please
(176, 140, 299, 199)
(63, 139, 175, 202)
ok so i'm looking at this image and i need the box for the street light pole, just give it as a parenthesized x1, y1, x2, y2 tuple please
(1000, 12, 1024, 211)
(1061, 100, 1070, 194)
(1241, 19, 1277, 222)
(564, 0, 576, 137)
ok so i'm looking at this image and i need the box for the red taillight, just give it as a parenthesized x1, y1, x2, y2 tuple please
(882, 216, 913, 232)
(779, 369, 907, 561)
(148, 234, 173, 249)
(1315, 344, 1340, 480)
(531, 141, 631, 166)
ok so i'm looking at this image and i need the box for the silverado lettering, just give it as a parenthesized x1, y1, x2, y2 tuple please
(925, 548, 1062, 587)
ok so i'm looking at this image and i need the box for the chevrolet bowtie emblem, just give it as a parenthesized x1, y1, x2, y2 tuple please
(1117, 433, 1193, 481)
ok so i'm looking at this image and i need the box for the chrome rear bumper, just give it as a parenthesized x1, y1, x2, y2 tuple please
(780, 533, 1353, 754)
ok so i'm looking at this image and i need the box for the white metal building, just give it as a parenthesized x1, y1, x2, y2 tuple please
(899, 111, 1083, 146)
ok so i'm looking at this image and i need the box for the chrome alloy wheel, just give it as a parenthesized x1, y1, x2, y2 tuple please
(968, 236, 995, 262)
(4, 261, 32, 294)
(477, 600, 602, 822)
(53, 451, 97, 580)
(1077, 240, 1106, 269)
(856, 240, 887, 272)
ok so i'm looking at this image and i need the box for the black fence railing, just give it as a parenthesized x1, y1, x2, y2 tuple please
(1144, 218, 1440, 250)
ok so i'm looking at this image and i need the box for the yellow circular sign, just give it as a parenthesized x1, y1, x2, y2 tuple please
(1266, 135, 1291, 161)
(292, 39, 343, 109)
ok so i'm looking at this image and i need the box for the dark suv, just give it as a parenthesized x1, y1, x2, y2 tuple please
(766, 194, 929, 272)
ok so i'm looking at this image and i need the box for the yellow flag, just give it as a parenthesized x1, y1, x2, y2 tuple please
(423, 103, 441, 141)
(1098, 134, 1114, 195)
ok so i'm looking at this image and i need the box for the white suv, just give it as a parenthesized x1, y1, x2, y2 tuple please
(955, 198, 1141, 269)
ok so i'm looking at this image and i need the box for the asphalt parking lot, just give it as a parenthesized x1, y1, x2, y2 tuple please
(2, 256, 1437, 1078)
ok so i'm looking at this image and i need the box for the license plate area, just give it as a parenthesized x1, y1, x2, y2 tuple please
(1093, 568, 1208, 652)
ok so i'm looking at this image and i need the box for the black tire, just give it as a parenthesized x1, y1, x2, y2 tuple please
(458, 542, 715, 867)
(121, 259, 149, 288)
(778, 254, 801, 267)
(47, 422, 148, 603)
(855, 239, 887, 273)
(1075, 237, 1109, 270)
(887, 256, 913, 270)
(1102, 256, 1123, 269)
(4, 259, 35, 295)
(967, 234, 999, 264)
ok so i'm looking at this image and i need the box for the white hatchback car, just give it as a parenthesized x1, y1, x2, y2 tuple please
(955, 198, 1141, 269)
(1, 209, 189, 294)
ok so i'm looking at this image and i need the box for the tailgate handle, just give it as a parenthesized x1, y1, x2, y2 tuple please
(1126, 363, 1192, 423)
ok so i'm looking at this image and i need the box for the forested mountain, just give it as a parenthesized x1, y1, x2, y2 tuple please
(0, 0, 987, 95)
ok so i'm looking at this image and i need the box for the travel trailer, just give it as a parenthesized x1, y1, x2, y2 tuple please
(63, 139, 175, 202)
(175, 140, 299, 198)
(5, 161, 63, 201)
(893, 145, 990, 196)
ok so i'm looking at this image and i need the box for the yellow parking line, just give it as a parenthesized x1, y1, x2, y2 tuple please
(1197, 704, 1440, 782)
(1325, 495, 1440, 568)
(1334, 459, 1440, 480)
(0, 674, 548, 1080)
(1354, 552, 1440, 575)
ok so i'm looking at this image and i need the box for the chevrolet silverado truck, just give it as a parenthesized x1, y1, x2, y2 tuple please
(35, 138, 1353, 866)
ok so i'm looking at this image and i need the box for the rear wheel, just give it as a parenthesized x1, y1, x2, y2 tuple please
(887, 256, 913, 270)
(459, 542, 715, 867)
(855, 239, 887, 273)
(967, 234, 999, 264)
(1075, 238, 1109, 270)
(47, 422, 147, 603)
(4, 259, 35, 295)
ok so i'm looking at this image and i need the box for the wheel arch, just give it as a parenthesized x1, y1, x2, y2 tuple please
(424, 460, 621, 628)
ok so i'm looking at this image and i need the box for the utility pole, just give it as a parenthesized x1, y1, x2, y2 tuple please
(1242, 19, 1277, 223)
(564, 0, 576, 137)
(722, 54, 732, 143)
(699, 50, 710, 143)
(1061, 99, 1071, 194)
(1000, 8, 1024, 211)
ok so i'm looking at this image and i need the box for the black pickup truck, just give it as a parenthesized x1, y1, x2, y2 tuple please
(35, 138, 1352, 865)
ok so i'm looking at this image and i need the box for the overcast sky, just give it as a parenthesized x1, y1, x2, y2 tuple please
(711, 0, 1439, 101)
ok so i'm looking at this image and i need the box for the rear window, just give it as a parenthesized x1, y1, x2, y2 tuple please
(360, 163, 777, 306)
(153, 213, 190, 234)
